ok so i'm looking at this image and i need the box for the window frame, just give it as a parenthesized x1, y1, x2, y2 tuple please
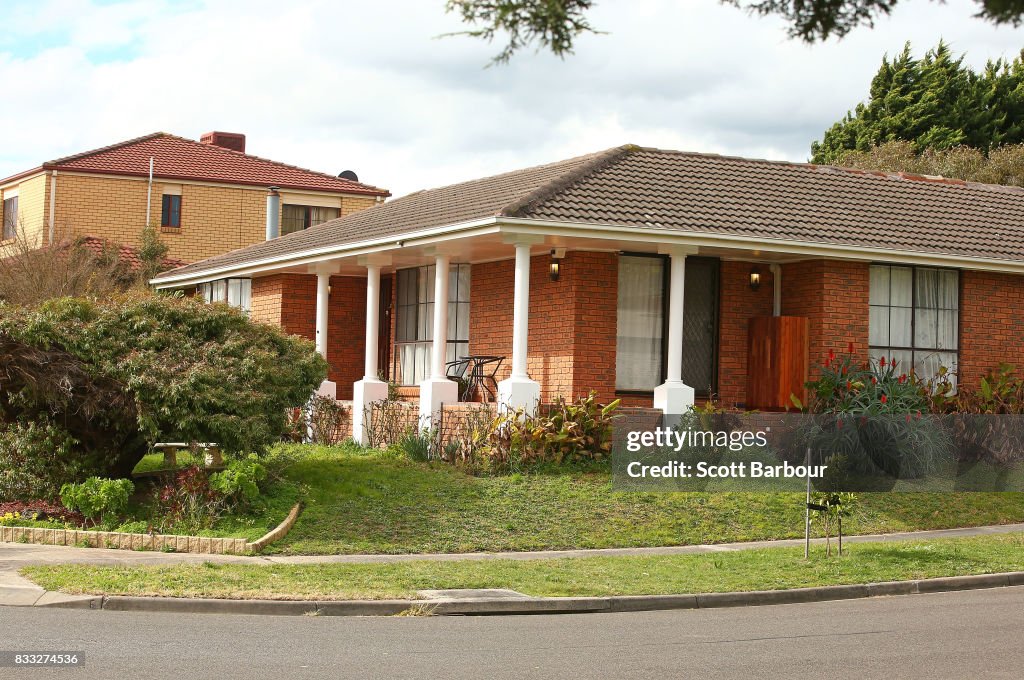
(868, 263, 960, 379)
(160, 194, 181, 229)
(2, 195, 19, 241)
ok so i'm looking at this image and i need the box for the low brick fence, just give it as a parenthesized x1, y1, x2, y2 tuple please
(0, 502, 303, 555)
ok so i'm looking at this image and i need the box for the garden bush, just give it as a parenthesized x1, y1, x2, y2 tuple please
(0, 293, 327, 490)
(59, 477, 134, 527)
(0, 419, 89, 502)
(794, 349, 952, 481)
(481, 392, 619, 473)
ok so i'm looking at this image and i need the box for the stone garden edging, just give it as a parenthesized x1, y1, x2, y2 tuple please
(0, 502, 303, 555)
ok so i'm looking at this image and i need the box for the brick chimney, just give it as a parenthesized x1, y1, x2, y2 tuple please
(200, 131, 246, 153)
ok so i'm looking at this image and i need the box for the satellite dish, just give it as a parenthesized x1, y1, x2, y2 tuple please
(338, 170, 359, 182)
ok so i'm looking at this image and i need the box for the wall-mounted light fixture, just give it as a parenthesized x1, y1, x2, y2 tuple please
(550, 248, 566, 281)
(749, 266, 762, 291)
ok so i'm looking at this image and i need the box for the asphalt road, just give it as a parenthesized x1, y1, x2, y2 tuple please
(3, 587, 1022, 679)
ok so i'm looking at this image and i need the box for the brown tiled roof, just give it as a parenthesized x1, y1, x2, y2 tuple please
(75, 235, 189, 271)
(5, 133, 389, 196)
(155, 144, 1024, 281)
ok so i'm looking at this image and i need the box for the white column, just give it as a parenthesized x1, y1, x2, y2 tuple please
(654, 252, 694, 414)
(419, 255, 459, 430)
(497, 243, 540, 414)
(314, 270, 337, 400)
(353, 264, 388, 444)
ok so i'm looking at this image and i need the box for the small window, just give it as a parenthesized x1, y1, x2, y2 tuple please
(3, 195, 18, 240)
(281, 204, 339, 236)
(161, 194, 181, 228)
(198, 278, 251, 314)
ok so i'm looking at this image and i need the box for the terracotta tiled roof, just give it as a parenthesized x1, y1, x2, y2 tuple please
(10, 133, 388, 196)
(155, 145, 1024, 281)
(75, 235, 189, 271)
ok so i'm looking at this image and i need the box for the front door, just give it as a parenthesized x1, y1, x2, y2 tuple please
(680, 257, 719, 396)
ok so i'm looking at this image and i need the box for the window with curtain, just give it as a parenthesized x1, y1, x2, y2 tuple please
(869, 264, 958, 384)
(616, 255, 665, 391)
(3, 195, 18, 240)
(394, 264, 471, 385)
(198, 278, 252, 314)
(281, 205, 340, 236)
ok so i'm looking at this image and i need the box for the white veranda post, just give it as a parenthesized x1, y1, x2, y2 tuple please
(352, 264, 388, 444)
(314, 269, 336, 400)
(653, 250, 695, 414)
(419, 255, 459, 430)
(497, 242, 540, 414)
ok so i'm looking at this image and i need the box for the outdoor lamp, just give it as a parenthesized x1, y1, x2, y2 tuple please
(749, 266, 762, 291)
(550, 248, 565, 281)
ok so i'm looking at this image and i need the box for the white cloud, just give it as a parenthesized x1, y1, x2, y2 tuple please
(0, 0, 1022, 197)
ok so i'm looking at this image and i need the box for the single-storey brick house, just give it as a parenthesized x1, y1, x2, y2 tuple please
(152, 145, 1024, 442)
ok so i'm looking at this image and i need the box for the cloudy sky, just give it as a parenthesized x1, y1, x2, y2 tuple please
(1, 0, 1022, 197)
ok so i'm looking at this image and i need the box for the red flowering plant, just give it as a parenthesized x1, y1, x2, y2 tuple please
(793, 348, 951, 481)
(151, 465, 227, 534)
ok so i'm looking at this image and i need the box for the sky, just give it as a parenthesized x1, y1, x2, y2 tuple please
(1, 0, 1022, 198)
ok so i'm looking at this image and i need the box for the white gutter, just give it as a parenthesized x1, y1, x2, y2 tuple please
(153, 215, 1024, 288)
(145, 157, 153, 228)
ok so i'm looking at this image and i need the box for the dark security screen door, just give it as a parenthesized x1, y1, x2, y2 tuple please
(680, 257, 719, 396)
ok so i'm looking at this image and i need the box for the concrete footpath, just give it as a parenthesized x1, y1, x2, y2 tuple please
(2, 522, 1023, 616)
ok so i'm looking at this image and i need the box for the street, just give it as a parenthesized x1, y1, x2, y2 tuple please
(2, 586, 1021, 679)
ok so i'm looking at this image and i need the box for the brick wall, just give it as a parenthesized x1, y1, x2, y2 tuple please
(718, 261, 775, 409)
(50, 173, 378, 262)
(1, 173, 49, 248)
(782, 259, 870, 375)
(958, 270, 1024, 389)
(326, 275, 367, 399)
(469, 250, 618, 403)
(251, 273, 366, 399)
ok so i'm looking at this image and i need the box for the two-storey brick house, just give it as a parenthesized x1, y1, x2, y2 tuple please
(0, 131, 390, 271)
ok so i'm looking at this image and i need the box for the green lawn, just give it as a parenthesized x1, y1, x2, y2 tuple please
(22, 533, 1024, 600)
(263, 445, 1024, 555)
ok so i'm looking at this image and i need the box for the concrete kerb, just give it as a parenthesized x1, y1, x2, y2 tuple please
(19, 572, 1024, 617)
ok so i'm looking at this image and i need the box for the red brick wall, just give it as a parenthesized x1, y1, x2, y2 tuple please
(718, 261, 775, 409)
(326, 275, 367, 399)
(250, 273, 364, 399)
(959, 270, 1024, 389)
(781, 259, 869, 376)
(251, 273, 315, 339)
(469, 250, 619, 403)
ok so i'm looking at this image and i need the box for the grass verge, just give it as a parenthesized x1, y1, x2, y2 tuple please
(21, 533, 1024, 601)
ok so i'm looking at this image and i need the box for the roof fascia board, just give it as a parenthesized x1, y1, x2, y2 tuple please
(497, 218, 1024, 274)
(0, 169, 46, 191)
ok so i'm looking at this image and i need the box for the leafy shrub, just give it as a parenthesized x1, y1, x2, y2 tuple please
(59, 477, 134, 527)
(0, 293, 327, 481)
(395, 430, 434, 462)
(209, 455, 268, 509)
(153, 465, 223, 534)
(482, 392, 619, 473)
(0, 419, 88, 502)
(795, 350, 951, 480)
